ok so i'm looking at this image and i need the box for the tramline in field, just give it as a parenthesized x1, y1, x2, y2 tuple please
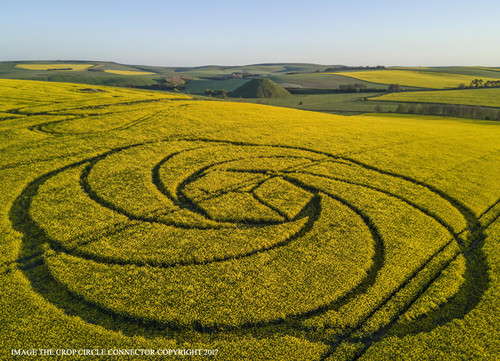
(0, 79, 499, 360)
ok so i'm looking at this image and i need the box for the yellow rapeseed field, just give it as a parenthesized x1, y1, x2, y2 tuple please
(0, 79, 498, 360)
(333, 69, 500, 89)
(104, 69, 156, 75)
(373, 88, 500, 107)
(15, 63, 95, 71)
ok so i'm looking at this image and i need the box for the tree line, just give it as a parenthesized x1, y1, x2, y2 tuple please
(395, 103, 500, 121)
(459, 79, 500, 89)
(320, 65, 385, 72)
(204, 89, 228, 98)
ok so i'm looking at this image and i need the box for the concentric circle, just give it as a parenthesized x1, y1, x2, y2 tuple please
(12, 138, 484, 341)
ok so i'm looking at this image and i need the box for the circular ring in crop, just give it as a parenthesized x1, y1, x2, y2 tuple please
(9, 138, 489, 359)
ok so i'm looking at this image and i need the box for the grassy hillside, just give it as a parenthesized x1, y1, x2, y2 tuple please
(0, 61, 164, 87)
(236, 92, 397, 115)
(393, 66, 500, 78)
(4, 62, 500, 95)
(334, 69, 500, 89)
(0, 79, 499, 360)
(183, 78, 248, 93)
(0, 61, 390, 91)
(229, 78, 291, 98)
(373, 88, 500, 108)
(268, 73, 394, 90)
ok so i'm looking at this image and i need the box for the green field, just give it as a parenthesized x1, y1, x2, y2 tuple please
(393, 66, 500, 78)
(236, 93, 398, 115)
(0, 78, 499, 360)
(335, 69, 500, 89)
(373, 88, 500, 108)
(0, 61, 166, 87)
(0, 61, 392, 94)
(104, 70, 156, 75)
(267, 73, 390, 90)
(15, 63, 96, 71)
(4, 62, 500, 96)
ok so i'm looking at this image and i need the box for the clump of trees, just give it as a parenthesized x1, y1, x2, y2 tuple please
(458, 79, 500, 89)
(162, 76, 192, 90)
(143, 76, 193, 91)
(204, 89, 228, 98)
(338, 83, 367, 92)
(323, 65, 385, 72)
(396, 103, 500, 121)
(130, 75, 192, 91)
(289, 86, 384, 95)
(204, 72, 260, 80)
(387, 84, 401, 92)
(88, 66, 105, 72)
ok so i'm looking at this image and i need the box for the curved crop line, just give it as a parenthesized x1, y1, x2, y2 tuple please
(10, 183, 320, 333)
(31, 109, 164, 135)
(80, 151, 233, 230)
(277, 179, 386, 322)
(165, 141, 488, 360)
(8, 150, 319, 269)
(28, 116, 80, 135)
(151, 146, 206, 202)
(62, 196, 314, 268)
(324, 205, 492, 360)
(21, 97, 178, 118)
(322, 242, 460, 360)
(172, 155, 319, 224)
(176, 137, 479, 235)
(294, 171, 463, 242)
(251, 183, 291, 221)
(153, 147, 319, 204)
(37, 192, 383, 335)
(188, 173, 269, 203)
(485, 212, 500, 230)
(283, 172, 477, 345)
(189, 155, 324, 204)
(0, 149, 106, 172)
(7, 136, 493, 358)
(339, 156, 479, 234)
(8, 142, 383, 335)
(279, 172, 469, 339)
(350, 226, 490, 361)
(478, 196, 500, 220)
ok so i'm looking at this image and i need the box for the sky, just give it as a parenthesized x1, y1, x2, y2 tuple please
(1, 0, 499, 67)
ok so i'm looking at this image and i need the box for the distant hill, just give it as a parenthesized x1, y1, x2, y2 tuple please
(229, 79, 291, 98)
(0, 61, 345, 88)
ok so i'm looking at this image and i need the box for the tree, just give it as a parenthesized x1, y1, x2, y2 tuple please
(396, 104, 408, 113)
(387, 84, 401, 92)
(470, 79, 484, 88)
(375, 104, 383, 113)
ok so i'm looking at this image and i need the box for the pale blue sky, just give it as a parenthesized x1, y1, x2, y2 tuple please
(1, 0, 499, 67)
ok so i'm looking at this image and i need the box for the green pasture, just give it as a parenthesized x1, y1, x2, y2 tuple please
(236, 93, 397, 115)
(373, 88, 500, 108)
